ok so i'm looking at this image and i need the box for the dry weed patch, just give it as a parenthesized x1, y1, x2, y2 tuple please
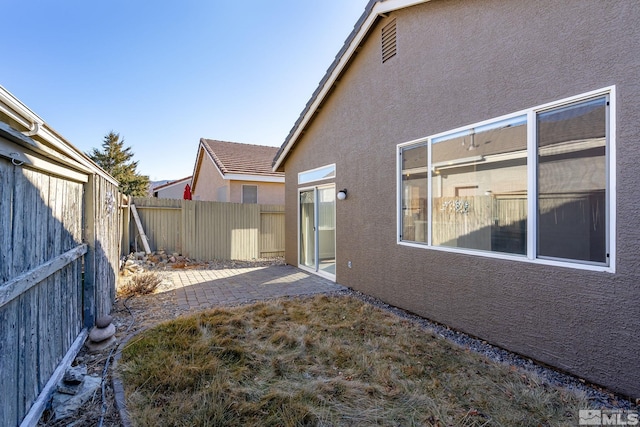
(118, 295, 593, 426)
(118, 272, 162, 298)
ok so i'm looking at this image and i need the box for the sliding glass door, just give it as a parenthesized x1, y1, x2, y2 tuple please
(299, 185, 336, 279)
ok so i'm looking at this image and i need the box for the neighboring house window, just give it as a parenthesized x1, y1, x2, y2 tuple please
(298, 164, 336, 185)
(397, 88, 614, 271)
(242, 185, 258, 204)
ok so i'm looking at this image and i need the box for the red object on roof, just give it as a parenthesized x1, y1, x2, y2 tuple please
(183, 183, 192, 200)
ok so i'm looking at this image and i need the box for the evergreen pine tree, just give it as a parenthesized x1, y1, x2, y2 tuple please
(88, 132, 150, 196)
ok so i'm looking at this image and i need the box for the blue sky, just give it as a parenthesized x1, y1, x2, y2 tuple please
(0, 1, 368, 181)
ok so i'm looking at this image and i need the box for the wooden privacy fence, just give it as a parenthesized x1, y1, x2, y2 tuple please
(126, 197, 285, 260)
(0, 110, 121, 425)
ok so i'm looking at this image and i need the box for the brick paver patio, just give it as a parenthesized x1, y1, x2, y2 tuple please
(156, 264, 346, 311)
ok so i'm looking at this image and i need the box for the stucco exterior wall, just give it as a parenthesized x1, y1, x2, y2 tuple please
(229, 180, 285, 204)
(282, 0, 640, 398)
(193, 151, 285, 203)
(192, 152, 229, 202)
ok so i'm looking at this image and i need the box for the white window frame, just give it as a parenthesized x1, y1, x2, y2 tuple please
(298, 163, 336, 185)
(397, 86, 616, 273)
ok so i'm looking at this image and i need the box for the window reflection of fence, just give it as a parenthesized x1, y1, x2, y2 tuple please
(538, 191, 606, 262)
(432, 195, 527, 254)
(430, 193, 605, 260)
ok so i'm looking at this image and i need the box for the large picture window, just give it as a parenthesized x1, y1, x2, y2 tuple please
(397, 88, 614, 270)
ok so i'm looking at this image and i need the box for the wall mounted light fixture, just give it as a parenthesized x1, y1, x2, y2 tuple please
(337, 189, 348, 200)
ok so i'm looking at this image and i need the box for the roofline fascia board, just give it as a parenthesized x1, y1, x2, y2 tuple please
(272, 0, 430, 172)
(190, 145, 205, 192)
(225, 173, 285, 183)
(0, 85, 118, 185)
(152, 176, 192, 191)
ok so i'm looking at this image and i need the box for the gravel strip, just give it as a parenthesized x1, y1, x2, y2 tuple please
(335, 288, 637, 410)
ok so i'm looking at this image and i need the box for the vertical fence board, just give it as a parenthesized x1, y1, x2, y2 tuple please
(182, 200, 196, 258)
(93, 176, 120, 319)
(0, 297, 19, 426)
(19, 288, 39, 421)
(11, 167, 26, 279)
(54, 178, 65, 364)
(83, 175, 96, 329)
(0, 158, 14, 283)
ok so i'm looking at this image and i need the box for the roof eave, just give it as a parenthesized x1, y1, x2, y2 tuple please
(152, 176, 192, 191)
(224, 173, 285, 183)
(272, 0, 430, 172)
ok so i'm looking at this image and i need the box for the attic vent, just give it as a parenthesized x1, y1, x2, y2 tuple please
(381, 19, 397, 63)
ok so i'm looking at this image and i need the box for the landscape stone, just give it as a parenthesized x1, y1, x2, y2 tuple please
(85, 335, 117, 353)
(95, 315, 113, 328)
(57, 382, 82, 395)
(63, 365, 87, 385)
(51, 375, 101, 420)
(89, 323, 116, 342)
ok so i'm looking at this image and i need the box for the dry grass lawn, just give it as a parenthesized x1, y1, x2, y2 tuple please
(118, 295, 593, 426)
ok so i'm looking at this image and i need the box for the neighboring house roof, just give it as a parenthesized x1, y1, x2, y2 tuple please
(201, 139, 283, 177)
(272, 0, 429, 171)
(152, 176, 192, 192)
(192, 139, 284, 193)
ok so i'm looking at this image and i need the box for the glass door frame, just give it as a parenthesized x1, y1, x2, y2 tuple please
(297, 183, 336, 281)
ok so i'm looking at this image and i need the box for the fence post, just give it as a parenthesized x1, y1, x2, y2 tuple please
(83, 174, 96, 328)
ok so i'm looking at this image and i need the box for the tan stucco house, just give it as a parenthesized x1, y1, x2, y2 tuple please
(192, 139, 284, 204)
(152, 176, 192, 199)
(272, 0, 640, 399)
